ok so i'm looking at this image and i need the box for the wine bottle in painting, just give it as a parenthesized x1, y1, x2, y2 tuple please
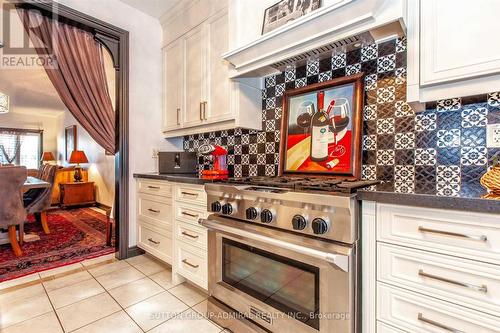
(310, 91, 329, 162)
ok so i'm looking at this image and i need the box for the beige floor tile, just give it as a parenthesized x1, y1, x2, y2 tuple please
(149, 309, 220, 333)
(108, 277, 163, 308)
(56, 293, 120, 332)
(0, 273, 40, 291)
(0, 284, 46, 306)
(38, 262, 84, 279)
(0, 291, 53, 329)
(95, 266, 145, 290)
(87, 260, 130, 278)
(48, 278, 105, 309)
(81, 253, 117, 268)
(126, 255, 168, 276)
(72, 311, 142, 333)
(0, 311, 63, 333)
(149, 269, 179, 290)
(125, 291, 188, 331)
(168, 282, 207, 307)
(43, 270, 93, 292)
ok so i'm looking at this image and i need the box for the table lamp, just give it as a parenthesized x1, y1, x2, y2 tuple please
(41, 152, 55, 165)
(69, 150, 88, 182)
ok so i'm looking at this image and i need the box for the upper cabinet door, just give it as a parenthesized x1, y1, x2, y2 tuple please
(204, 10, 232, 123)
(163, 39, 183, 131)
(183, 25, 205, 127)
(420, 0, 500, 86)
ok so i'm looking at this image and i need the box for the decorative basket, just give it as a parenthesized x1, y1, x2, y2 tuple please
(480, 166, 500, 194)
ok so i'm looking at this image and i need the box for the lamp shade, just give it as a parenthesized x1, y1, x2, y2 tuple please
(41, 152, 55, 161)
(69, 150, 89, 164)
(0, 92, 9, 114)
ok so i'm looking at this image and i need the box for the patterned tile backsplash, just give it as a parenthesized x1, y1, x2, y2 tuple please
(183, 37, 500, 196)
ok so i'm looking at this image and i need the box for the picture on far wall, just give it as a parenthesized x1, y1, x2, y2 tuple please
(65, 125, 77, 161)
(262, 0, 321, 34)
(280, 73, 364, 178)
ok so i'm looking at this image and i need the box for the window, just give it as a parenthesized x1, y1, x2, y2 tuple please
(0, 128, 43, 169)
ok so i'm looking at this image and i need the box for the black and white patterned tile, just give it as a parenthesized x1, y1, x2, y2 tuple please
(182, 36, 498, 196)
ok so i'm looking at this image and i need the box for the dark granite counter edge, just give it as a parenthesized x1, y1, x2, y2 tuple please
(133, 173, 213, 185)
(357, 190, 500, 215)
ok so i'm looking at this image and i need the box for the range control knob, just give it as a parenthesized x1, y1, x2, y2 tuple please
(292, 215, 307, 230)
(260, 209, 274, 223)
(246, 207, 259, 220)
(222, 203, 234, 215)
(211, 201, 222, 213)
(312, 218, 329, 235)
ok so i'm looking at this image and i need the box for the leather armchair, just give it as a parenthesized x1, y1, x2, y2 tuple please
(24, 164, 57, 234)
(0, 166, 27, 256)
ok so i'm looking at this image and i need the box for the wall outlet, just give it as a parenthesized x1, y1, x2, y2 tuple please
(152, 149, 159, 158)
(487, 124, 500, 148)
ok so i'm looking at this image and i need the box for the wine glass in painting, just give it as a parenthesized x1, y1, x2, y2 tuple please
(328, 98, 350, 157)
(296, 101, 315, 135)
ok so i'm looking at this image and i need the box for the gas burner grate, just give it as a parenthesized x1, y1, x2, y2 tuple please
(226, 177, 380, 193)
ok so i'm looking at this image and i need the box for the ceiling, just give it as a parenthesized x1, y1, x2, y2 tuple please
(118, 0, 181, 19)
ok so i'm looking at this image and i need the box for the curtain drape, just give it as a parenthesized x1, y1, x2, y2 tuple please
(18, 8, 116, 154)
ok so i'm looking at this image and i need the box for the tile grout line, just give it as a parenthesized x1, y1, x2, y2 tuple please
(40, 276, 66, 333)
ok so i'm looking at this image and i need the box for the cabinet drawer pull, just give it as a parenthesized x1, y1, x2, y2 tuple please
(181, 231, 199, 239)
(418, 226, 488, 242)
(418, 269, 488, 293)
(148, 238, 160, 245)
(203, 101, 207, 120)
(176, 108, 180, 125)
(181, 191, 198, 197)
(181, 211, 199, 218)
(200, 102, 204, 120)
(417, 313, 464, 333)
(182, 259, 199, 268)
(148, 208, 160, 213)
(147, 185, 160, 189)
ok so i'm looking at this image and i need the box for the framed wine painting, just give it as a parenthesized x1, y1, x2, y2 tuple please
(279, 73, 364, 178)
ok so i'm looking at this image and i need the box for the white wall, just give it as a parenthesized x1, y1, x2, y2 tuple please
(55, 0, 182, 247)
(0, 111, 59, 154)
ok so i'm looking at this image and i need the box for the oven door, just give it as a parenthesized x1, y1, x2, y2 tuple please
(200, 215, 357, 333)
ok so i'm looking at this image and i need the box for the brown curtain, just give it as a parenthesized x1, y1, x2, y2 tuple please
(18, 8, 116, 154)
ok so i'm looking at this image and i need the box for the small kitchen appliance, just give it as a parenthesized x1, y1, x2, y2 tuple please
(198, 144, 228, 180)
(158, 152, 197, 174)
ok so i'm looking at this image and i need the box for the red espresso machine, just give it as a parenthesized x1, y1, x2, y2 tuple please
(198, 144, 228, 180)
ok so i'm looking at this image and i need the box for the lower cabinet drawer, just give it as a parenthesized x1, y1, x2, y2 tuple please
(175, 202, 207, 226)
(137, 194, 172, 227)
(377, 284, 500, 333)
(377, 322, 407, 333)
(175, 241, 207, 290)
(138, 222, 172, 264)
(378, 243, 500, 317)
(175, 221, 207, 250)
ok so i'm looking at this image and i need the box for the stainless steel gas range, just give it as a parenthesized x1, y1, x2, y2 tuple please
(199, 177, 376, 333)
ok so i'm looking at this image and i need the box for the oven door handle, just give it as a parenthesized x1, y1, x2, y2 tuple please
(199, 218, 350, 272)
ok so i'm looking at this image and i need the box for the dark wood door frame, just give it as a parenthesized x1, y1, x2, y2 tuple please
(18, 0, 131, 259)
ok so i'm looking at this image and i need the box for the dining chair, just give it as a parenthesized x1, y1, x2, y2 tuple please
(24, 164, 57, 234)
(0, 166, 27, 256)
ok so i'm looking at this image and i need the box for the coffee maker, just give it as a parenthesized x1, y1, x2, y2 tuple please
(198, 144, 228, 180)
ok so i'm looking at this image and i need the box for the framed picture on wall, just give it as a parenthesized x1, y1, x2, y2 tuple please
(279, 73, 364, 178)
(262, 0, 321, 34)
(65, 125, 77, 161)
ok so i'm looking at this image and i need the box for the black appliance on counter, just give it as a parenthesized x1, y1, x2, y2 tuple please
(158, 152, 198, 174)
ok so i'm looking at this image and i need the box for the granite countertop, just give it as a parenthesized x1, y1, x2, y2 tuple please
(133, 172, 216, 185)
(357, 181, 500, 214)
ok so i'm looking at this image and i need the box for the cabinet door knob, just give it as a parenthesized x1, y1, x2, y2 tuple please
(148, 238, 160, 245)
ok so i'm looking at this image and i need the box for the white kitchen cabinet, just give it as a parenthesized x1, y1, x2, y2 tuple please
(407, 0, 500, 105)
(162, 39, 183, 131)
(161, 7, 262, 138)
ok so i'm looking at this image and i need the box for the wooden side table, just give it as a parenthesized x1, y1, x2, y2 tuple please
(59, 182, 96, 208)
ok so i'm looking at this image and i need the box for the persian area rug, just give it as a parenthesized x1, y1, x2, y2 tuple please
(0, 208, 115, 282)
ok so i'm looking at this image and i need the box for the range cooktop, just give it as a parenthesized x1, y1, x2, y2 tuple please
(224, 176, 380, 194)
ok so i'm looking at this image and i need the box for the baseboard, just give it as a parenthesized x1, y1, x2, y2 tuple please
(96, 202, 112, 212)
(127, 246, 145, 258)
